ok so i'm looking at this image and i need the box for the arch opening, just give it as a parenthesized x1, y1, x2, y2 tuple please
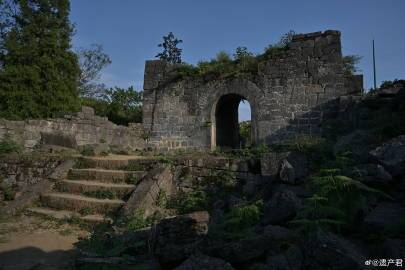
(213, 94, 252, 150)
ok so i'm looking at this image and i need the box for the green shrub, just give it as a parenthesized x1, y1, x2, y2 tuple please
(168, 190, 210, 214)
(0, 137, 22, 156)
(126, 175, 141, 185)
(205, 170, 237, 192)
(80, 146, 95, 156)
(210, 200, 263, 241)
(0, 180, 15, 201)
(156, 189, 168, 208)
(125, 209, 151, 231)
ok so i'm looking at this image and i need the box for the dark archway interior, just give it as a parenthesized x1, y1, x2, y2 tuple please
(215, 94, 247, 149)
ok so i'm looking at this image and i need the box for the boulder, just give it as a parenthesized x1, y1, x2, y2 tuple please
(262, 190, 301, 225)
(363, 202, 405, 230)
(154, 211, 209, 266)
(262, 225, 292, 241)
(261, 152, 308, 183)
(174, 254, 234, 270)
(370, 135, 405, 177)
(121, 165, 173, 219)
(334, 130, 376, 161)
(279, 160, 295, 184)
(352, 163, 392, 183)
(303, 230, 366, 270)
(259, 245, 303, 270)
(206, 233, 277, 265)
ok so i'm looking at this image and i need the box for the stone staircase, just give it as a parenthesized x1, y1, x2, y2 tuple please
(28, 155, 157, 224)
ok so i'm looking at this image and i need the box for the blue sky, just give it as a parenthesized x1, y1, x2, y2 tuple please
(70, 0, 405, 121)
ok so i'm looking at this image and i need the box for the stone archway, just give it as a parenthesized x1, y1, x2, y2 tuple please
(210, 93, 254, 150)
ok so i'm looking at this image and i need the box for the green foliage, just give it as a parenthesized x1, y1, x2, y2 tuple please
(125, 209, 151, 231)
(170, 31, 295, 82)
(380, 79, 405, 89)
(0, 0, 81, 120)
(126, 175, 141, 185)
(79, 207, 94, 216)
(80, 146, 96, 157)
(205, 170, 237, 193)
(0, 136, 22, 156)
(274, 135, 333, 170)
(210, 200, 263, 241)
(239, 120, 251, 148)
(342, 55, 362, 75)
(290, 195, 346, 233)
(77, 44, 111, 98)
(168, 190, 210, 214)
(0, 178, 15, 200)
(80, 86, 142, 126)
(292, 169, 390, 233)
(156, 32, 183, 64)
(156, 188, 168, 208)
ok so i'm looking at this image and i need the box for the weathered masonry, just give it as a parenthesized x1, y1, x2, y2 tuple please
(142, 30, 363, 151)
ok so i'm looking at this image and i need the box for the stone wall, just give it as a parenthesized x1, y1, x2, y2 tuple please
(0, 154, 63, 191)
(143, 30, 363, 151)
(0, 106, 146, 151)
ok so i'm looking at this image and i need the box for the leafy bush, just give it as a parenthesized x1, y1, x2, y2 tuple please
(80, 146, 95, 156)
(0, 179, 15, 201)
(126, 175, 141, 185)
(205, 170, 237, 193)
(168, 190, 210, 214)
(125, 209, 151, 231)
(291, 169, 390, 233)
(210, 200, 263, 241)
(0, 137, 22, 156)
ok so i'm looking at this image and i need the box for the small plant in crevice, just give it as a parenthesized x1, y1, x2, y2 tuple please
(155, 188, 168, 208)
(119, 163, 145, 172)
(80, 146, 95, 157)
(126, 175, 141, 185)
(80, 207, 94, 216)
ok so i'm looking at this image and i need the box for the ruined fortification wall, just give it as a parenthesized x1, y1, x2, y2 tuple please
(0, 106, 145, 151)
(143, 30, 363, 151)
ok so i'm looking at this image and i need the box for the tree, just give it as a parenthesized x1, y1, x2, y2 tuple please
(342, 55, 362, 75)
(0, 0, 80, 119)
(105, 86, 142, 125)
(156, 32, 183, 64)
(77, 44, 111, 98)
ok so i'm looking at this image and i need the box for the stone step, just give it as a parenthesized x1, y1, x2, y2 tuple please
(68, 168, 146, 184)
(41, 192, 125, 215)
(76, 155, 158, 170)
(56, 180, 135, 199)
(27, 207, 112, 224)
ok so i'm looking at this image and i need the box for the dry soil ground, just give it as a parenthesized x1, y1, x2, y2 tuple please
(0, 211, 87, 270)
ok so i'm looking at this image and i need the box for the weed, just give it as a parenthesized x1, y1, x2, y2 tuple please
(156, 189, 168, 208)
(126, 175, 141, 185)
(80, 207, 94, 216)
(81, 146, 95, 156)
(125, 209, 151, 231)
(0, 137, 22, 157)
(0, 179, 16, 201)
(59, 228, 73, 236)
(168, 190, 210, 214)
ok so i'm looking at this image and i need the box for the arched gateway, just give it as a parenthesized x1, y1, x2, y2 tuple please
(142, 30, 363, 151)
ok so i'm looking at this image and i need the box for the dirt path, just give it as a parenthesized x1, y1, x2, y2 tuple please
(0, 213, 87, 270)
